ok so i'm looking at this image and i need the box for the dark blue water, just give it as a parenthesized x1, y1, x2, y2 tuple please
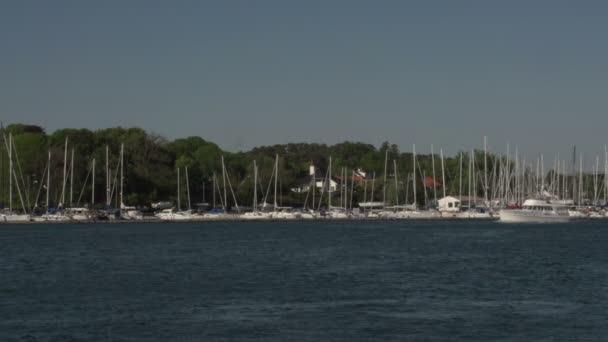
(1, 221, 608, 341)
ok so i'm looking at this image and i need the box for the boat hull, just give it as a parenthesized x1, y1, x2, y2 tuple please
(240, 213, 270, 220)
(2, 214, 32, 222)
(499, 209, 571, 223)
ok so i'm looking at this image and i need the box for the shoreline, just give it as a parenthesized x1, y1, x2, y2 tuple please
(1, 216, 501, 224)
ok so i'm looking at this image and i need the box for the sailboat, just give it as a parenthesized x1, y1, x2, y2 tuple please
(240, 160, 271, 220)
(156, 175, 191, 220)
(267, 154, 299, 219)
(158, 166, 201, 221)
(358, 171, 383, 218)
(35, 150, 70, 222)
(394, 144, 439, 219)
(325, 157, 349, 219)
(116, 143, 144, 220)
(63, 145, 92, 221)
(297, 163, 319, 219)
(2, 132, 31, 222)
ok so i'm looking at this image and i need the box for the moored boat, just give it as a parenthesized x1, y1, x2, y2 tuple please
(499, 199, 571, 223)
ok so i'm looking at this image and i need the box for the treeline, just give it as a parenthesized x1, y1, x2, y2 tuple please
(0, 124, 496, 210)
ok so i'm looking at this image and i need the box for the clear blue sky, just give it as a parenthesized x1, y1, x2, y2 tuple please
(1, 0, 607, 163)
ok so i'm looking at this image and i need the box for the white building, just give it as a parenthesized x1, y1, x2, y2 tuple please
(437, 196, 461, 213)
(291, 178, 337, 193)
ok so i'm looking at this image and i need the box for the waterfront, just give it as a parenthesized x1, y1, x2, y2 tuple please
(2, 220, 608, 341)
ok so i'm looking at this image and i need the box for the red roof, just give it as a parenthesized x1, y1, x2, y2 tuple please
(424, 176, 443, 187)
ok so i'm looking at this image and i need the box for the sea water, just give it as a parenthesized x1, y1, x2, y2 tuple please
(1, 220, 607, 341)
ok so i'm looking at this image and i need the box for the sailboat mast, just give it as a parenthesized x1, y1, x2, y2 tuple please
(343, 168, 348, 209)
(253, 160, 258, 212)
(106, 145, 110, 206)
(515, 148, 519, 204)
(311, 163, 315, 210)
(212, 173, 216, 208)
(440, 149, 446, 199)
(412, 144, 417, 208)
(431, 145, 437, 204)
(572, 145, 576, 202)
(222, 156, 228, 211)
(562, 160, 567, 201)
(8, 133, 12, 212)
(579, 156, 583, 205)
(505, 143, 510, 206)
(350, 169, 355, 210)
(273, 154, 278, 208)
(540, 157, 546, 198)
(60, 137, 68, 207)
(423, 170, 428, 207)
(344, 168, 348, 209)
(484, 136, 488, 206)
(393, 160, 398, 207)
(556, 159, 560, 199)
(383, 149, 388, 206)
(346, 168, 350, 209)
(46, 150, 51, 213)
(370, 171, 376, 204)
(393, 159, 399, 206)
(594, 156, 599, 205)
(521, 153, 525, 205)
(0, 124, 3, 209)
(468, 149, 472, 209)
(70, 148, 74, 207)
(328, 156, 332, 209)
(605, 146, 608, 205)
(120, 143, 124, 210)
(459, 152, 463, 200)
(91, 158, 95, 206)
(340, 167, 344, 209)
(185, 166, 191, 210)
(177, 167, 181, 210)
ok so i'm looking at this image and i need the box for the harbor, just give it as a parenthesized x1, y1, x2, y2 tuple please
(1, 126, 607, 224)
(5, 2, 608, 340)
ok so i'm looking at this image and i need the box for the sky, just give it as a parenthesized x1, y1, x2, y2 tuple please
(1, 0, 607, 164)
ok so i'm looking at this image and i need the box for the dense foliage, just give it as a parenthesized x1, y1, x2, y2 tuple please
(0, 124, 501, 211)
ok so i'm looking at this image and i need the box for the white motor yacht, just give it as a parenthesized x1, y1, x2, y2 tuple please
(499, 199, 571, 223)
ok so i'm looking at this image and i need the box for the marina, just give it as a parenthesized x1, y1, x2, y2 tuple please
(1, 129, 608, 224)
(4, 2, 608, 340)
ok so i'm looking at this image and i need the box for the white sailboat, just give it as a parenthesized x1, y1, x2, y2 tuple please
(395, 144, 440, 219)
(34, 150, 70, 223)
(118, 143, 144, 220)
(2, 132, 31, 222)
(323, 158, 346, 219)
(64, 146, 91, 221)
(240, 160, 271, 220)
(160, 166, 201, 221)
(268, 154, 298, 219)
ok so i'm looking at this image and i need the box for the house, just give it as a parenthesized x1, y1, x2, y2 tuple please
(291, 164, 367, 193)
(291, 176, 337, 193)
(437, 196, 461, 212)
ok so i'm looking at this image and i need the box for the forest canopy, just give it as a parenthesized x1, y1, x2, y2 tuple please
(0, 124, 503, 210)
